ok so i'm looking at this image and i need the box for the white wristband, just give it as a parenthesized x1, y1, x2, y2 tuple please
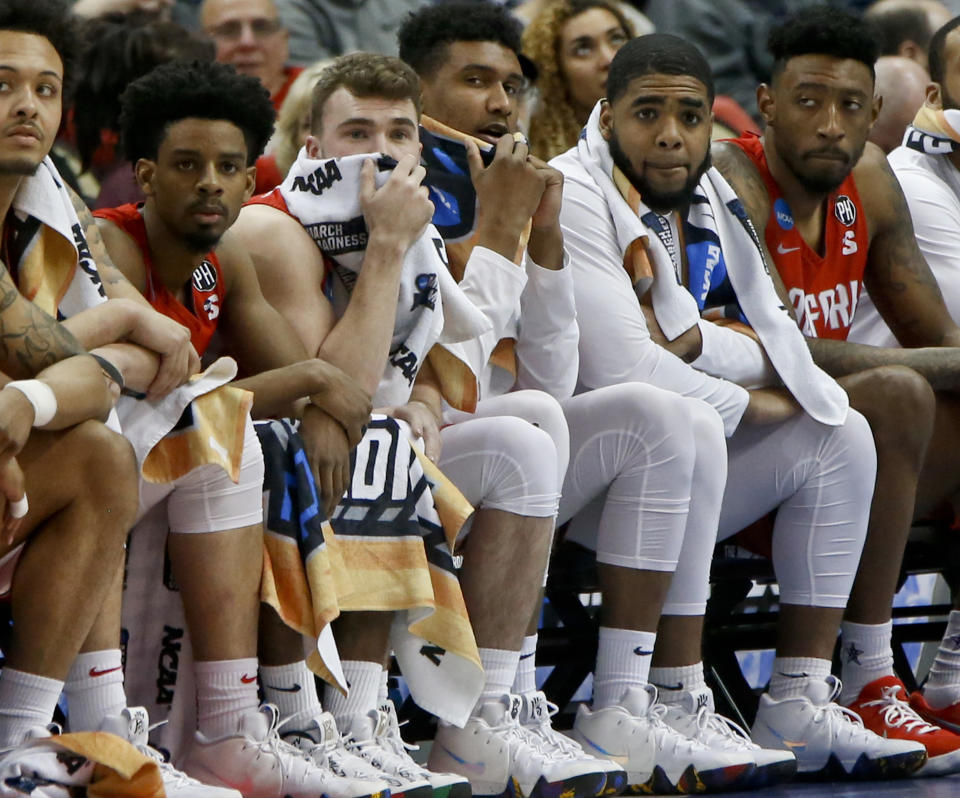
(5, 380, 57, 427)
(8, 494, 27, 519)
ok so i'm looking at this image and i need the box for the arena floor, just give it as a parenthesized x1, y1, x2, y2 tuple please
(721, 777, 960, 796)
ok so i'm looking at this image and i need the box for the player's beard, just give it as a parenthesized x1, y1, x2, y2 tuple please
(776, 135, 863, 195)
(608, 127, 711, 213)
(0, 157, 41, 177)
(183, 230, 223, 254)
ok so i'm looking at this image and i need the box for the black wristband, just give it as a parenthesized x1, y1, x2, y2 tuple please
(91, 353, 125, 391)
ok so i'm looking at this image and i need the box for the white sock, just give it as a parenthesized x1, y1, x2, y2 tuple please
(64, 649, 127, 731)
(649, 662, 706, 704)
(476, 648, 520, 712)
(768, 657, 832, 701)
(194, 658, 260, 738)
(376, 669, 389, 706)
(924, 610, 960, 709)
(512, 634, 538, 695)
(593, 627, 657, 710)
(0, 669, 63, 748)
(838, 620, 894, 705)
(324, 660, 383, 725)
(260, 661, 322, 731)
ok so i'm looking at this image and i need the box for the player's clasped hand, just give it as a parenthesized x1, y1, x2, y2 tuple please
(310, 361, 372, 449)
(300, 403, 352, 519)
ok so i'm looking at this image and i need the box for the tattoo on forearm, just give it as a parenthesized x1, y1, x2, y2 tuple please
(0, 267, 84, 374)
(67, 184, 126, 287)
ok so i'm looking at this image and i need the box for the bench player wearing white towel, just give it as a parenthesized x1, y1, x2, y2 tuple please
(234, 50, 623, 798)
(553, 32, 925, 781)
(0, 0, 144, 779)
(394, 3, 801, 793)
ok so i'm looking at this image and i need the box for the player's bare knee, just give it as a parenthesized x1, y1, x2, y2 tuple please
(847, 365, 934, 459)
(73, 421, 139, 526)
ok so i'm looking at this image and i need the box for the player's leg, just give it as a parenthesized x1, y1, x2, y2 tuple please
(0, 422, 138, 748)
(906, 393, 960, 743)
(829, 367, 960, 775)
(429, 413, 610, 798)
(719, 409, 925, 779)
(561, 387, 762, 792)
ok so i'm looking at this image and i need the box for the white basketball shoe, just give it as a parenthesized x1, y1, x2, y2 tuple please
(430, 693, 618, 798)
(516, 690, 624, 796)
(181, 704, 386, 798)
(570, 685, 755, 793)
(99, 707, 242, 798)
(751, 675, 927, 779)
(659, 687, 796, 788)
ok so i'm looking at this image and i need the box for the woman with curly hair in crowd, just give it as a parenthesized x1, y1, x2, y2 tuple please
(522, 0, 636, 160)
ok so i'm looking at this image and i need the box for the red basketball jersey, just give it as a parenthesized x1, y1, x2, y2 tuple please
(94, 203, 224, 356)
(729, 133, 869, 340)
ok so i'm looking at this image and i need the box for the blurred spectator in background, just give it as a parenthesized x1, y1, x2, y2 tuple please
(523, 0, 634, 160)
(865, 0, 952, 70)
(869, 54, 930, 152)
(202, 0, 301, 109)
(73, 0, 173, 19)
(514, 0, 653, 33)
(259, 59, 330, 190)
(68, 12, 214, 207)
(276, 0, 432, 65)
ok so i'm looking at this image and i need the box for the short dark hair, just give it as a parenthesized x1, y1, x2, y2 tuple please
(73, 13, 215, 171)
(0, 0, 79, 92)
(606, 34, 714, 105)
(311, 53, 421, 133)
(119, 60, 275, 166)
(929, 16, 960, 84)
(866, 5, 938, 56)
(768, 5, 880, 82)
(398, 1, 523, 78)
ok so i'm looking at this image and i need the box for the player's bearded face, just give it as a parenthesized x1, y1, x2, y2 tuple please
(609, 125, 712, 213)
(775, 129, 864, 195)
(144, 118, 253, 254)
(766, 56, 875, 195)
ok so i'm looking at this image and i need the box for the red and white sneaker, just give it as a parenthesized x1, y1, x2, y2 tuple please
(910, 689, 960, 735)
(848, 676, 960, 777)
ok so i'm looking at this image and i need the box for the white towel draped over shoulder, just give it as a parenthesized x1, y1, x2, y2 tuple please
(279, 149, 492, 407)
(10, 157, 107, 318)
(576, 103, 848, 427)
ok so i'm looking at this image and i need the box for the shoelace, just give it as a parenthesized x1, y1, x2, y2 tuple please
(811, 700, 872, 741)
(134, 718, 203, 789)
(378, 712, 422, 758)
(489, 714, 549, 765)
(527, 698, 589, 759)
(645, 703, 703, 755)
(348, 732, 421, 778)
(250, 706, 321, 782)
(693, 706, 759, 750)
(861, 687, 938, 735)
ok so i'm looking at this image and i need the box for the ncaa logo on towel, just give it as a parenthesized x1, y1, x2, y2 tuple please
(192, 260, 218, 291)
(774, 198, 794, 230)
(834, 195, 857, 226)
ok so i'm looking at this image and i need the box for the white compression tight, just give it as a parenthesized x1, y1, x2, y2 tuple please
(446, 385, 725, 615)
(439, 391, 563, 535)
(716, 408, 876, 608)
(562, 385, 726, 616)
